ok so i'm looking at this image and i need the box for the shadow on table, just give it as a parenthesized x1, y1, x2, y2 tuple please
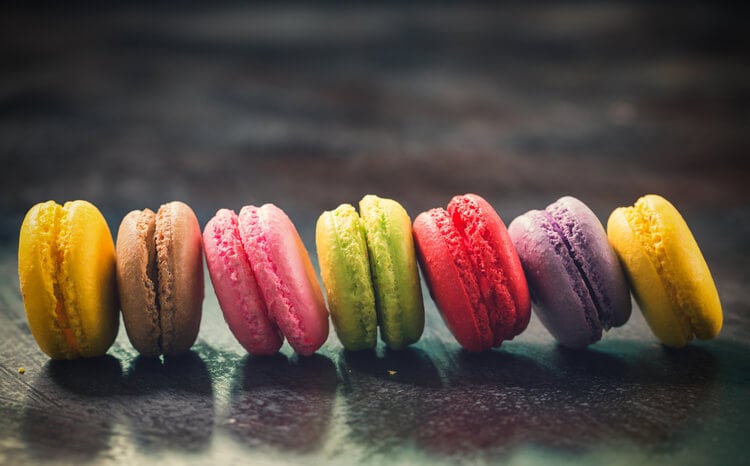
(20, 355, 123, 462)
(120, 350, 214, 453)
(341, 346, 442, 388)
(226, 352, 337, 453)
(414, 341, 718, 458)
(338, 347, 441, 455)
(689, 338, 750, 387)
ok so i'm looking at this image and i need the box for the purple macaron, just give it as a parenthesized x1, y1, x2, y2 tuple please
(508, 196, 631, 348)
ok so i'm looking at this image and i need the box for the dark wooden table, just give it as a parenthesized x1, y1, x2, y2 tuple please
(1, 3, 749, 465)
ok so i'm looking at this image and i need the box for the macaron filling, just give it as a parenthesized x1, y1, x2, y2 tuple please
(448, 196, 519, 344)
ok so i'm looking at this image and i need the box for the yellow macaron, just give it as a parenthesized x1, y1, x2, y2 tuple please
(18, 200, 119, 359)
(607, 194, 722, 347)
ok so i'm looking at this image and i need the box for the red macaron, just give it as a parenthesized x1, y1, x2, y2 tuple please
(413, 194, 531, 351)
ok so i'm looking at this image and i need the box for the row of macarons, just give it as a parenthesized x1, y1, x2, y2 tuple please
(17, 193, 722, 360)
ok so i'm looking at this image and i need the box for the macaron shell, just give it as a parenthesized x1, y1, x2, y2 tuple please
(509, 211, 599, 348)
(19, 202, 74, 358)
(19, 200, 118, 359)
(58, 201, 119, 357)
(607, 207, 689, 346)
(239, 204, 329, 356)
(203, 209, 282, 355)
(359, 195, 424, 350)
(447, 194, 531, 341)
(413, 208, 493, 352)
(155, 201, 204, 355)
(315, 204, 377, 351)
(548, 196, 632, 329)
(116, 209, 162, 356)
(607, 195, 722, 347)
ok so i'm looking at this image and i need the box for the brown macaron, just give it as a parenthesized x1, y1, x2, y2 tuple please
(116, 201, 204, 356)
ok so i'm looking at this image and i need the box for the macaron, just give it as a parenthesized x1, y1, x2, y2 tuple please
(413, 194, 531, 352)
(315, 204, 377, 350)
(18, 200, 119, 359)
(203, 204, 329, 356)
(116, 201, 204, 357)
(316, 195, 424, 351)
(607, 194, 722, 347)
(508, 196, 632, 348)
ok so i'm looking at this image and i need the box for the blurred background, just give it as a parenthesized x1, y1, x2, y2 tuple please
(2, 2, 748, 244)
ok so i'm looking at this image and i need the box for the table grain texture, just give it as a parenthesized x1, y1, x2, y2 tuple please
(1, 3, 749, 465)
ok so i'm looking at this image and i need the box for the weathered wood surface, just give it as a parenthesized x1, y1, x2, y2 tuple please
(1, 3, 748, 465)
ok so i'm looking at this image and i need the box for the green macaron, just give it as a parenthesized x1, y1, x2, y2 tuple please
(316, 203, 378, 350)
(316, 195, 424, 350)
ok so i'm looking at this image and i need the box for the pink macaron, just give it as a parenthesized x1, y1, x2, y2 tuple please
(203, 204, 329, 356)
